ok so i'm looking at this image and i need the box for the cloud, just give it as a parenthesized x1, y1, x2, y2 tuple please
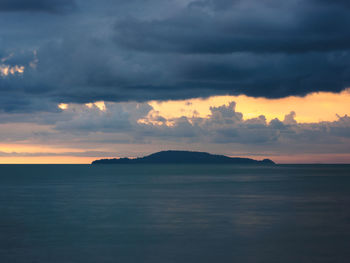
(188, 0, 239, 11)
(47, 100, 350, 151)
(135, 101, 350, 152)
(0, 0, 350, 112)
(114, 0, 350, 54)
(0, 64, 24, 77)
(0, 100, 349, 160)
(0, 0, 77, 13)
(109, 0, 350, 98)
(54, 101, 153, 133)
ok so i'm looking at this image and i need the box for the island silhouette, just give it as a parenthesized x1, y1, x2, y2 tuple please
(92, 150, 275, 165)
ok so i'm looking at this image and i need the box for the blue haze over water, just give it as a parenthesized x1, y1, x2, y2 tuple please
(0, 164, 350, 263)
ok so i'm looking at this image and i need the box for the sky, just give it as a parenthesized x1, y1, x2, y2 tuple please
(0, 0, 350, 164)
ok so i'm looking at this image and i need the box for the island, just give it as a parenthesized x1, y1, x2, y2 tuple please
(91, 150, 275, 165)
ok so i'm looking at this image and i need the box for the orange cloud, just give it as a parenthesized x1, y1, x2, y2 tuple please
(58, 103, 68, 110)
(148, 89, 350, 123)
(85, 101, 106, 111)
(0, 64, 25, 77)
(2, 90, 350, 164)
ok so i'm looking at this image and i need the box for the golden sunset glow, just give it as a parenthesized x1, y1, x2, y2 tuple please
(2, 90, 350, 164)
(149, 89, 350, 123)
(0, 143, 114, 164)
(0, 143, 84, 154)
(58, 103, 68, 110)
(85, 101, 106, 111)
(94, 101, 106, 111)
(0, 64, 25, 77)
(0, 156, 105, 164)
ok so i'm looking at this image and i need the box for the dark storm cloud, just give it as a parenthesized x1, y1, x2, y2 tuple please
(0, 0, 76, 13)
(188, 0, 239, 11)
(114, 0, 350, 54)
(176, 52, 350, 98)
(1, 0, 350, 112)
(315, 0, 350, 8)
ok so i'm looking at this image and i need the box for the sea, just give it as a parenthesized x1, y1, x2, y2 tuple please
(0, 164, 349, 263)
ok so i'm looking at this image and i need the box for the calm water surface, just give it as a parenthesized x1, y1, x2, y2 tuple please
(0, 164, 349, 263)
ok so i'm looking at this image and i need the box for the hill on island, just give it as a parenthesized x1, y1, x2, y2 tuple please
(91, 150, 275, 165)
